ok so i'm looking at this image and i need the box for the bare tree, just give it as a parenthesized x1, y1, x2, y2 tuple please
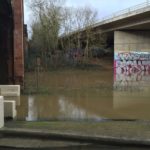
(60, 7, 75, 50)
(27, 0, 100, 67)
(70, 7, 98, 50)
(82, 7, 97, 59)
(73, 8, 85, 49)
(28, 0, 65, 68)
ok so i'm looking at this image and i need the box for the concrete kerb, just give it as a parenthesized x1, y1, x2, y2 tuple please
(0, 96, 4, 128)
(0, 128, 150, 148)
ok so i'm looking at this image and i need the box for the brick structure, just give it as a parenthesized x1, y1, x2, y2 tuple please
(12, 0, 24, 86)
(0, 0, 25, 86)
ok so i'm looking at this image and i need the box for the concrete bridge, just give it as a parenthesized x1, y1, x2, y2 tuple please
(0, 0, 25, 86)
(62, 1, 150, 77)
(63, 2, 150, 49)
(92, 1, 150, 89)
(93, 1, 150, 32)
(92, 1, 150, 54)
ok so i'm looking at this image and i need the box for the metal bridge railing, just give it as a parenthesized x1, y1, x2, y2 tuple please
(60, 1, 150, 37)
(94, 1, 150, 27)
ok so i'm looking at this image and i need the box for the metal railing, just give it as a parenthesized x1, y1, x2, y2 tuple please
(94, 1, 150, 27)
(61, 1, 150, 37)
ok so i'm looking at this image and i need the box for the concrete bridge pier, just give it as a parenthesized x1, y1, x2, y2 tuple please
(114, 30, 150, 76)
(114, 30, 150, 52)
(113, 30, 150, 108)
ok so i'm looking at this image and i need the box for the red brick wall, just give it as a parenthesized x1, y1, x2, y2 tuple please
(12, 0, 24, 86)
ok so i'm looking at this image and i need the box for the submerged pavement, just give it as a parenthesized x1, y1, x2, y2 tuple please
(0, 120, 150, 149)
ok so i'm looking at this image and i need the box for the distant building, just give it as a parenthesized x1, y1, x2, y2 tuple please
(0, 0, 25, 86)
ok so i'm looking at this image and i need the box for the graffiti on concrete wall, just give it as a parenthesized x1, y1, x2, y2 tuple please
(114, 51, 150, 91)
(114, 52, 150, 74)
(114, 71, 150, 91)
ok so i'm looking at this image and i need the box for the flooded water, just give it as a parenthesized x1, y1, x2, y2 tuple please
(16, 60, 150, 121)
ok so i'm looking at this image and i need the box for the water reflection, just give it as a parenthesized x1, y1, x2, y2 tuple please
(113, 70, 150, 110)
(58, 97, 103, 121)
(26, 96, 38, 121)
(16, 61, 150, 121)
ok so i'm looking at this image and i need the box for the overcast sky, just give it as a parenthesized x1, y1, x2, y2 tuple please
(24, 0, 147, 29)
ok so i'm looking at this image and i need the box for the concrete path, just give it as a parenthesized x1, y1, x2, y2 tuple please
(0, 120, 150, 149)
(0, 128, 150, 149)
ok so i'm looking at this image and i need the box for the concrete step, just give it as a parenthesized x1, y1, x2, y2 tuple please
(4, 101, 17, 119)
(0, 96, 4, 128)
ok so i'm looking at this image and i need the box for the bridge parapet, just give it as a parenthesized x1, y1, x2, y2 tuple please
(61, 1, 150, 38)
(94, 1, 150, 27)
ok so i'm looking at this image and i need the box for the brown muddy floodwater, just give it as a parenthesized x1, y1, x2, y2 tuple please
(16, 60, 150, 121)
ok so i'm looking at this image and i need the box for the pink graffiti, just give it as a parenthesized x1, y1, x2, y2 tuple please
(114, 52, 150, 74)
(114, 52, 150, 89)
(114, 71, 150, 91)
(115, 60, 150, 74)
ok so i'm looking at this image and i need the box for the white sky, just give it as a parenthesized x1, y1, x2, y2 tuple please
(24, 0, 148, 30)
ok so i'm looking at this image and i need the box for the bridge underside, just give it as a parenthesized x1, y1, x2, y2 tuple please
(95, 10, 150, 33)
(0, 0, 14, 84)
